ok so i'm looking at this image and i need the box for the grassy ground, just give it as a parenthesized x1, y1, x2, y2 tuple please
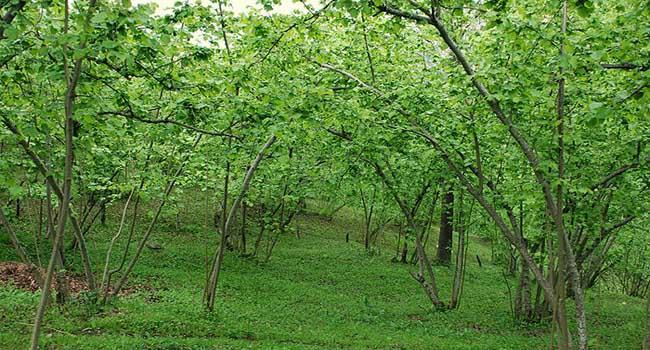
(0, 201, 644, 349)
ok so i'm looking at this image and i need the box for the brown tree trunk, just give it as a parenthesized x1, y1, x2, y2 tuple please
(360, 185, 376, 251)
(400, 241, 408, 263)
(437, 187, 454, 264)
(100, 201, 106, 225)
(253, 218, 265, 257)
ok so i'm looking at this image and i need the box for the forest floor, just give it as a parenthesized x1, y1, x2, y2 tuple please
(0, 203, 644, 349)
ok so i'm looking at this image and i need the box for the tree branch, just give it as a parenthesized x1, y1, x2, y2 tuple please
(0, 0, 26, 39)
(600, 62, 649, 71)
(591, 163, 639, 190)
(98, 110, 240, 139)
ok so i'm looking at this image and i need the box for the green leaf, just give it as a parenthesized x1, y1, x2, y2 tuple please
(576, 0, 595, 17)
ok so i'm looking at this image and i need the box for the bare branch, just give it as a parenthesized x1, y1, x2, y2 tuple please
(600, 62, 649, 71)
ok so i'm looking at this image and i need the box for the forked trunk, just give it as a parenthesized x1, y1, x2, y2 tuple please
(205, 134, 276, 310)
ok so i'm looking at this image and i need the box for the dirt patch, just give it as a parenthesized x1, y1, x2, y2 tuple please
(0, 261, 89, 294)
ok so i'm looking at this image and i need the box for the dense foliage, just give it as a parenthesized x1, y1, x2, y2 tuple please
(0, 0, 648, 349)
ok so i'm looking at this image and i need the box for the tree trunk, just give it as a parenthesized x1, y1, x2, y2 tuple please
(253, 218, 265, 257)
(221, 160, 230, 235)
(360, 186, 375, 251)
(205, 134, 276, 310)
(54, 237, 68, 305)
(102, 142, 152, 303)
(370, 160, 445, 308)
(395, 221, 402, 260)
(437, 187, 454, 264)
(449, 212, 466, 309)
(100, 201, 106, 225)
(240, 203, 247, 254)
(515, 257, 532, 321)
(100, 189, 134, 299)
(30, 0, 88, 342)
(400, 241, 408, 263)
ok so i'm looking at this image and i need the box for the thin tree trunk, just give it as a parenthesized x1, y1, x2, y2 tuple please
(100, 188, 135, 299)
(437, 185, 454, 264)
(45, 181, 54, 239)
(400, 241, 408, 263)
(395, 221, 402, 260)
(514, 202, 533, 321)
(555, 3, 587, 348)
(30, 0, 100, 345)
(100, 201, 106, 225)
(205, 134, 276, 310)
(46, 180, 67, 302)
(360, 186, 375, 251)
(0, 200, 31, 263)
(265, 210, 297, 262)
(370, 160, 445, 308)
(35, 198, 43, 266)
(515, 255, 532, 321)
(32, 2, 74, 345)
(54, 237, 68, 305)
(103, 142, 153, 302)
(240, 203, 247, 254)
(450, 196, 466, 309)
(221, 160, 230, 236)
(253, 218, 266, 257)
(112, 134, 202, 296)
(30, 161, 72, 349)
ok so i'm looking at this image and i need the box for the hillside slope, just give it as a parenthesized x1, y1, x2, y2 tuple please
(0, 208, 644, 349)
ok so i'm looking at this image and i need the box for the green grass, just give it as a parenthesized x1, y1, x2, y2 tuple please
(0, 202, 645, 349)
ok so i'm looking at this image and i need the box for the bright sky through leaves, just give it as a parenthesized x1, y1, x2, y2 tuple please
(132, 0, 314, 15)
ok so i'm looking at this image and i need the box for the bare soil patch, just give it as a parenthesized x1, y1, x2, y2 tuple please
(0, 261, 89, 294)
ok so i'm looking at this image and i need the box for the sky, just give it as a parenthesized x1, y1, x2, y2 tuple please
(131, 0, 315, 15)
